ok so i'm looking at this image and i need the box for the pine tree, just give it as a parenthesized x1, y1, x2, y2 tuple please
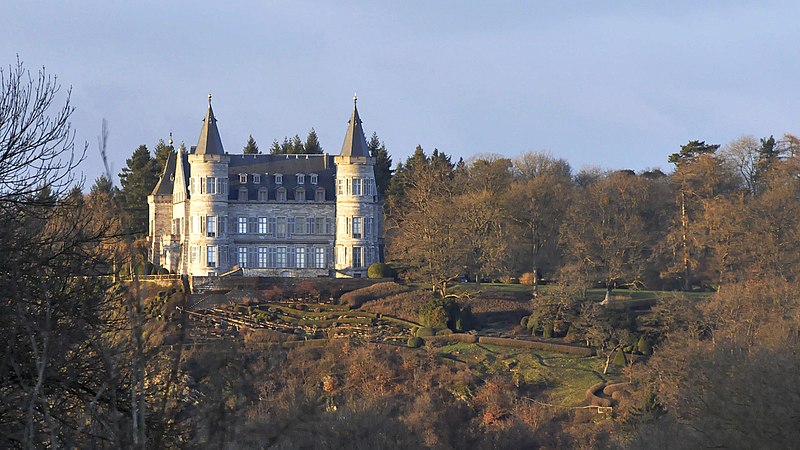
(153, 139, 174, 175)
(90, 175, 114, 196)
(118, 145, 159, 235)
(269, 139, 282, 155)
(243, 135, 260, 154)
(305, 128, 323, 154)
(367, 132, 392, 196)
(291, 134, 304, 154)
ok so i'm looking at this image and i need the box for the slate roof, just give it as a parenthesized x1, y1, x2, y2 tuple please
(339, 96, 371, 158)
(150, 150, 177, 196)
(228, 154, 336, 201)
(195, 96, 225, 155)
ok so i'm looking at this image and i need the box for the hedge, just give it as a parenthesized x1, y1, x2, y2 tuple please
(476, 337, 595, 356)
(585, 382, 612, 407)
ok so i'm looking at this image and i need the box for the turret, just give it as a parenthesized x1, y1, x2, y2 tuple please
(334, 96, 382, 277)
(186, 95, 231, 275)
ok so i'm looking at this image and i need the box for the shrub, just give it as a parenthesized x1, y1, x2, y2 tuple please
(418, 297, 474, 331)
(157, 267, 169, 275)
(520, 316, 529, 328)
(295, 280, 320, 301)
(612, 349, 628, 366)
(542, 320, 554, 338)
(262, 285, 286, 302)
(407, 336, 423, 348)
(435, 328, 453, 336)
(499, 275, 518, 284)
(520, 272, 536, 286)
(360, 290, 431, 323)
(563, 325, 578, 343)
(367, 262, 395, 279)
(636, 335, 652, 355)
(416, 327, 436, 337)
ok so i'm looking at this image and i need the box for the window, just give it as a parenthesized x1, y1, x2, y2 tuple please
(247, 217, 258, 234)
(276, 187, 286, 201)
(275, 174, 283, 184)
(190, 178, 195, 194)
(276, 247, 287, 267)
(268, 247, 277, 267)
(239, 173, 247, 183)
(258, 247, 268, 268)
(206, 216, 216, 237)
(313, 217, 324, 235)
(277, 217, 287, 238)
(293, 217, 306, 235)
(365, 217, 373, 237)
(238, 247, 247, 268)
(253, 174, 261, 184)
(237, 217, 247, 234)
(337, 179, 344, 195)
(314, 247, 325, 268)
(352, 246, 362, 268)
(352, 217, 362, 239)
(207, 246, 217, 268)
(352, 178, 362, 196)
(295, 187, 305, 202)
(287, 217, 295, 236)
(217, 178, 227, 195)
(258, 189, 268, 201)
(326, 218, 333, 235)
(310, 174, 318, 184)
(258, 217, 268, 234)
(238, 187, 248, 201)
(315, 188, 325, 202)
(296, 247, 306, 268)
(297, 173, 305, 184)
(206, 177, 216, 194)
(268, 217, 276, 236)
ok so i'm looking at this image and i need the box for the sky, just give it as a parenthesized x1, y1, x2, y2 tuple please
(3, 1, 800, 188)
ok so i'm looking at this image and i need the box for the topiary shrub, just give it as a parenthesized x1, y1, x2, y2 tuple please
(435, 328, 453, 336)
(367, 262, 395, 279)
(416, 327, 436, 337)
(636, 335, 652, 355)
(563, 324, 577, 343)
(418, 297, 474, 331)
(407, 336, 423, 348)
(612, 349, 628, 366)
(542, 320, 554, 338)
(520, 316, 529, 328)
(158, 267, 169, 275)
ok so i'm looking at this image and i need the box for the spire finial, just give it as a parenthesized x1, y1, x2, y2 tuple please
(208, 93, 212, 105)
(168, 132, 174, 146)
(353, 93, 357, 105)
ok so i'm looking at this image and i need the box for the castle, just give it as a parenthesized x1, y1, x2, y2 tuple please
(147, 96, 384, 277)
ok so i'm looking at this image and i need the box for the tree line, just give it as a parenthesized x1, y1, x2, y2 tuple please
(385, 137, 800, 296)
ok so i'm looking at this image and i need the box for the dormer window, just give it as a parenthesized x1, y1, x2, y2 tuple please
(310, 174, 318, 185)
(315, 187, 325, 202)
(295, 187, 306, 202)
(297, 173, 305, 184)
(239, 174, 247, 183)
(275, 174, 283, 185)
(276, 187, 287, 201)
(253, 174, 261, 184)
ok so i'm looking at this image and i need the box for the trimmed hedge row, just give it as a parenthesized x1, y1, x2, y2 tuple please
(340, 282, 409, 308)
(585, 382, 611, 407)
(423, 333, 479, 344)
(476, 337, 595, 356)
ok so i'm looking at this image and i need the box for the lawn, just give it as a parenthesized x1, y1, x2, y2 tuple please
(433, 342, 619, 406)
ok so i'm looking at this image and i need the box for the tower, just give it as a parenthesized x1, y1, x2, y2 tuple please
(334, 96, 382, 277)
(186, 95, 231, 275)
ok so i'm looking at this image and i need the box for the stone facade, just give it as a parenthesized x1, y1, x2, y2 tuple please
(147, 97, 383, 278)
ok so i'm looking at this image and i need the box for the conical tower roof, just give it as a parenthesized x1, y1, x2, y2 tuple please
(339, 95, 371, 158)
(195, 94, 224, 155)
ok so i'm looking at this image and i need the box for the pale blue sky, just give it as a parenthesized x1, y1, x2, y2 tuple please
(3, 1, 799, 186)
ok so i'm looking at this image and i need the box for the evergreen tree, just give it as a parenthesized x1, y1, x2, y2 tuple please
(118, 145, 159, 235)
(367, 132, 392, 197)
(90, 175, 114, 196)
(269, 139, 282, 155)
(153, 139, 174, 175)
(304, 128, 323, 154)
(291, 134, 305, 154)
(243, 134, 260, 154)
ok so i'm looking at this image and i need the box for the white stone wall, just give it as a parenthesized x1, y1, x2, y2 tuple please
(334, 155, 382, 277)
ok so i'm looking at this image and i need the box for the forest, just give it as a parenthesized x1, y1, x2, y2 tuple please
(2, 60, 799, 448)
